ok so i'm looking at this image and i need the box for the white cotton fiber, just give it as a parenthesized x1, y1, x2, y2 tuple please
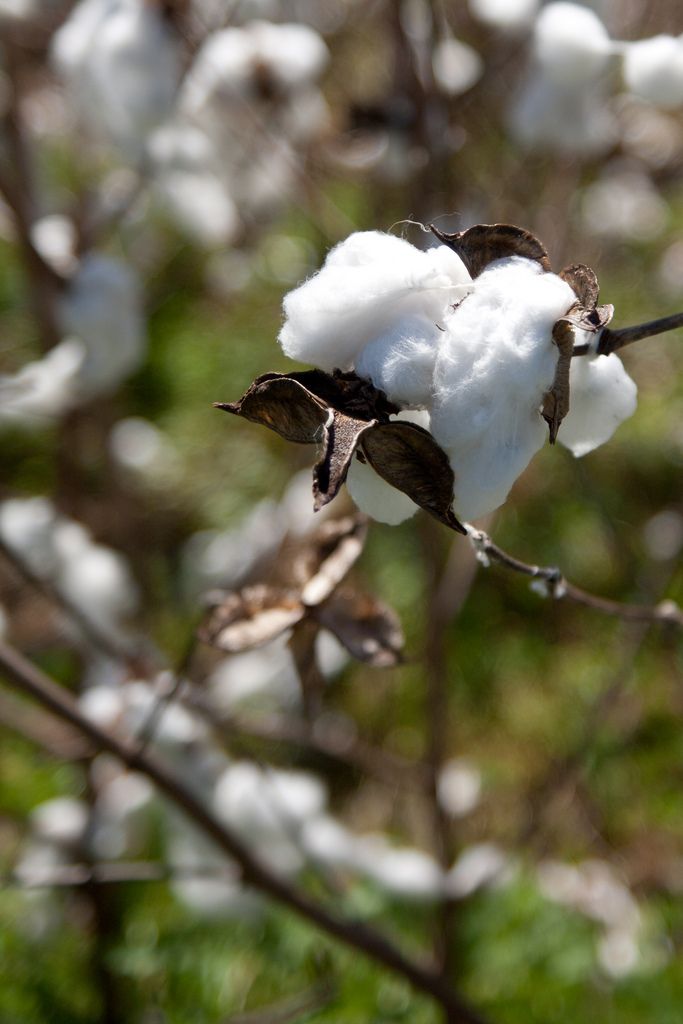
(355, 314, 442, 407)
(622, 36, 683, 110)
(533, 2, 614, 87)
(469, 0, 539, 31)
(432, 37, 483, 97)
(430, 257, 576, 520)
(279, 232, 471, 371)
(346, 410, 430, 525)
(558, 353, 637, 457)
(346, 455, 420, 525)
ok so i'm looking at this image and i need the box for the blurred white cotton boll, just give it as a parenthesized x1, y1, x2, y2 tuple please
(30, 215, 77, 275)
(446, 843, 511, 898)
(354, 837, 444, 900)
(0, 497, 59, 575)
(431, 257, 575, 521)
(52, 0, 180, 158)
(54, 523, 139, 631)
(79, 685, 126, 731)
(31, 798, 88, 849)
(279, 231, 471, 372)
(558, 354, 637, 458)
(432, 37, 483, 97)
(148, 121, 240, 247)
(182, 21, 328, 114)
(581, 169, 669, 242)
(509, 70, 617, 155)
(0, 339, 84, 427)
(622, 35, 683, 110)
(643, 510, 683, 561)
(59, 254, 145, 397)
(533, 3, 614, 87)
(468, 0, 538, 31)
(109, 417, 179, 478)
(437, 759, 481, 817)
(123, 680, 208, 748)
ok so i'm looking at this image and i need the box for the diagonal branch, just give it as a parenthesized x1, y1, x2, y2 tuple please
(0, 637, 491, 1024)
(572, 311, 683, 357)
(464, 526, 683, 627)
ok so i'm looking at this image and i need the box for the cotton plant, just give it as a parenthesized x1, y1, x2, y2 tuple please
(0, 496, 139, 639)
(511, 3, 683, 155)
(219, 221, 638, 527)
(51, 0, 181, 160)
(153, 19, 330, 237)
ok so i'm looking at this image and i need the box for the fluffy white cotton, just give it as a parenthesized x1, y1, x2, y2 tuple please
(182, 21, 328, 115)
(346, 409, 430, 524)
(355, 315, 442, 407)
(622, 35, 683, 110)
(446, 843, 511, 898)
(148, 122, 240, 247)
(0, 497, 59, 574)
(432, 37, 483, 96)
(59, 254, 145, 397)
(279, 232, 471, 371)
(558, 353, 637, 457)
(533, 3, 614, 87)
(437, 758, 481, 817)
(509, 70, 618, 155)
(0, 339, 84, 427)
(469, 0, 538, 31)
(55, 529, 139, 631)
(52, 0, 180, 157)
(30, 215, 78, 275)
(31, 798, 88, 848)
(431, 257, 576, 520)
(346, 456, 420, 525)
(354, 837, 444, 901)
(581, 169, 669, 242)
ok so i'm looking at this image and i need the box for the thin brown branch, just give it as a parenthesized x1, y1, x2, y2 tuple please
(0, 637, 491, 1024)
(0, 535, 154, 672)
(464, 526, 683, 627)
(572, 311, 683, 357)
(598, 312, 683, 355)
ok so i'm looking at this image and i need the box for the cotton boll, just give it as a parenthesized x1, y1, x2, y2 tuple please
(354, 838, 444, 900)
(279, 232, 471, 371)
(31, 798, 88, 849)
(355, 314, 442, 407)
(346, 455, 420, 525)
(446, 843, 510, 898)
(109, 417, 179, 477)
(59, 254, 145, 397)
(469, 0, 539, 31)
(52, 0, 180, 158)
(622, 35, 683, 110)
(432, 37, 483, 97)
(437, 759, 481, 817)
(55, 529, 139, 631)
(581, 169, 669, 242)
(246, 21, 329, 91)
(509, 69, 618, 155)
(0, 497, 59, 575)
(0, 339, 84, 426)
(79, 685, 126, 731)
(533, 3, 614, 87)
(30, 215, 77, 275)
(559, 354, 637, 457)
(431, 258, 576, 521)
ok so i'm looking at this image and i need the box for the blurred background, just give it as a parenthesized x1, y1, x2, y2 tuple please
(2, 1, 683, 1021)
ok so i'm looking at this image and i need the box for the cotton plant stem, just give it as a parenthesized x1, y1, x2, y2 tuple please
(0, 638, 491, 1024)
(464, 526, 683, 627)
(0, 536, 152, 671)
(571, 311, 683, 357)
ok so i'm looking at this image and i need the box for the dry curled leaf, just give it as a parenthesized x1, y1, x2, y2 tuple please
(313, 410, 375, 510)
(215, 374, 328, 444)
(198, 584, 304, 653)
(312, 588, 404, 667)
(429, 222, 550, 278)
(297, 515, 368, 607)
(361, 421, 465, 533)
